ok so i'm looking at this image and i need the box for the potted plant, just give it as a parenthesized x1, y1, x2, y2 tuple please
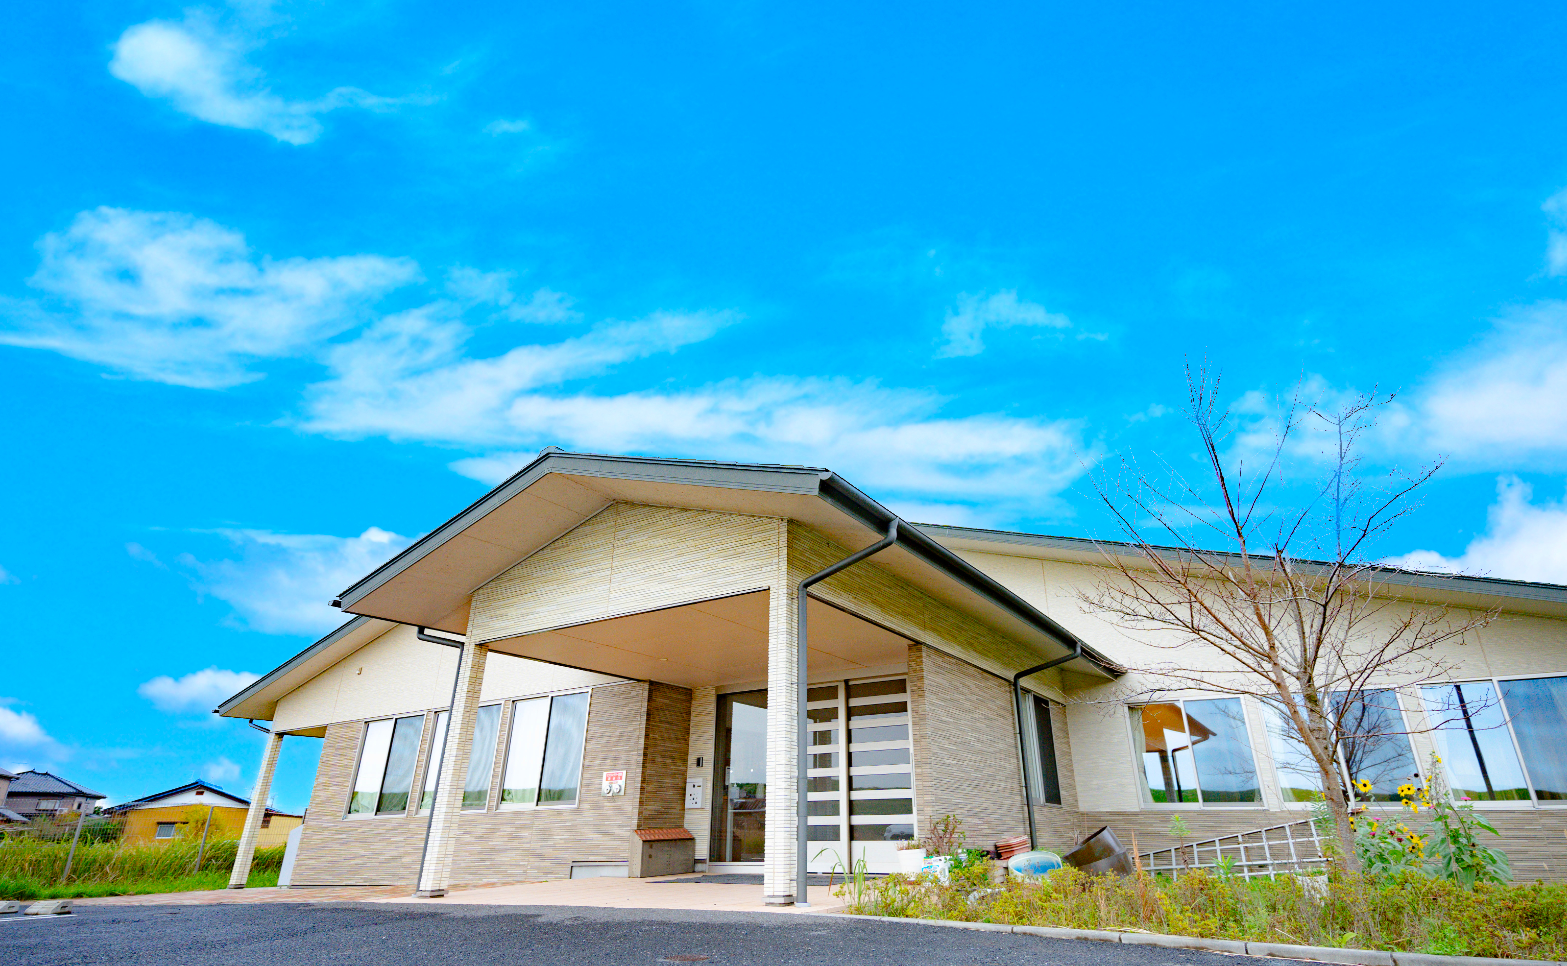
(896, 837, 926, 875)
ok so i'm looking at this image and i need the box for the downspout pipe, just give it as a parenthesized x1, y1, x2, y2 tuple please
(414, 627, 466, 895)
(1013, 645, 1080, 852)
(791, 518, 901, 907)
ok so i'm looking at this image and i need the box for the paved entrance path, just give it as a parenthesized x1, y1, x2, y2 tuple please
(373, 874, 849, 914)
(70, 875, 848, 914)
(2, 902, 1238, 966)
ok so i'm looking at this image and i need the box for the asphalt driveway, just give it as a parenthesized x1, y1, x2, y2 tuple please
(0, 902, 1241, 966)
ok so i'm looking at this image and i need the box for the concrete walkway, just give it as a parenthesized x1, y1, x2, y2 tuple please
(72, 876, 848, 914)
(374, 875, 849, 914)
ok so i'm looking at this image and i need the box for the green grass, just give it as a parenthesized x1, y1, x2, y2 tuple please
(848, 866, 1567, 960)
(0, 867, 280, 901)
(0, 838, 286, 900)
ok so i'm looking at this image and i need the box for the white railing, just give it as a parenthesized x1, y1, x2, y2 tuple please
(1137, 819, 1328, 879)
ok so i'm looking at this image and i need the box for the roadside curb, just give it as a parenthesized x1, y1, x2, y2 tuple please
(824, 914, 1561, 966)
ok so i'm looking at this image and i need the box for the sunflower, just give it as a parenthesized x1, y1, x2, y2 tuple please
(1397, 783, 1416, 797)
(1353, 779, 1373, 794)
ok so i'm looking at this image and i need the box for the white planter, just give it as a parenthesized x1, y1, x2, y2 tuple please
(896, 848, 927, 875)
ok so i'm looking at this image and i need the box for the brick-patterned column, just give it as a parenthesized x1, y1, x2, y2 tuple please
(415, 641, 488, 897)
(763, 519, 799, 903)
(228, 730, 284, 888)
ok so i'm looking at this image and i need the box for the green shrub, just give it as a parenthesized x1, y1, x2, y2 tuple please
(848, 865, 1567, 960)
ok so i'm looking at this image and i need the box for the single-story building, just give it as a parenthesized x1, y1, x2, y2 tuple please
(106, 780, 302, 847)
(4, 770, 105, 821)
(218, 451, 1567, 901)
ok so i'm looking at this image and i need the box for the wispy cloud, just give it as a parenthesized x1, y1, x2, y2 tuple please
(126, 542, 168, 569)
(938, 290, 1071, 357)
(202, 756, 242, 785)
(485, 118, 532, 135)
(444, 377, 1092, 519)
(299, 305, 737, 443)
(0, 564, 18, 585)
(181, 527, 412, 634)
(0, 208, 417, 388)
(1386, 476, 1567, 583)
(109, 10, 422, 145)
(138, 668, 262, 713)
(1545, 189, 1567, 277)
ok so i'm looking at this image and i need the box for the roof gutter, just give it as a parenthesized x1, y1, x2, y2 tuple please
(814, 472, 1118, 676)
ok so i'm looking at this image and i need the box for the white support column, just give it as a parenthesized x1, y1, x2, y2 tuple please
(228, 729, 284, 889)
(763, 520, 800, 903)
(415, 641, 488, 897)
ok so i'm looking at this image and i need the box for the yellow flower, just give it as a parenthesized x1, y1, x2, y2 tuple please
(1354, 779, 1373, 794)
(1397, 784, 1415, 797)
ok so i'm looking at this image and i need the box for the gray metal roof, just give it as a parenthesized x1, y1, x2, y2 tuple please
(328, 449, 1121, 677)
(9, 770, 105, 799)
(917, 523, 1567, 610)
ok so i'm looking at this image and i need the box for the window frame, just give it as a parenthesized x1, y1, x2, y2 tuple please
(1420, 671, 1567, 810)
(154, 822, 179, 840)
(1257, 689, 1424, 810)
(496, 688, 593, 812)
(460, 702, 506, 812)
(1021, 691, 1063, 807)
(1128, 696, 1266, 809)
(343, 712, 428, 820)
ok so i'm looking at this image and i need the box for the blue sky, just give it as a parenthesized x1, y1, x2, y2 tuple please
(6, 0, 1567, 811)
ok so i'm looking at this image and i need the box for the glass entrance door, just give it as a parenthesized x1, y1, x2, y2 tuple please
(710, 678, 914, 873)
(712, 690, 768, 863)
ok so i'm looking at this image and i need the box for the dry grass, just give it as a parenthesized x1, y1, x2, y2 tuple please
(0, 838, 286, 899)
(849, 866, 1567, 960)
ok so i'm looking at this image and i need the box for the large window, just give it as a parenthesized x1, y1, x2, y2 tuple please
(1263, 689, 1419, 804)
(463, 704, 503, 810)
(1421, 676, 1567, 806)
(418, 710, 449, 813)
(348, 714, 426, 816)
(499, 691, 591, 809)
(1023, 693, 1062, 806)
(1133, 698, 1260, 806)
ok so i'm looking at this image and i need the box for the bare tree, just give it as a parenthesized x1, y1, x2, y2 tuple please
(1080, 365, 1495, 870)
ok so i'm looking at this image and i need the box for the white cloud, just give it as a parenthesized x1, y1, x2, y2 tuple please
(202, 756, 242, 785)
(299, 305, 735, 443)
(0, 208, 418, 388)
(138, 667, 262, 713)
(183, 527, 413, 634)
(1545, 189, 1567, 277)
(0, 564, 17, 585)
(485, 118, 532, 135)
(109, 11, 416, 145)
(1410, 302, 1567, 462)
(0, 701, 56, 749)
(938, 290, 1070, 358)
(126, 543, 167, 569)
(1386, 476, 1567, 584)
(445, 268, 578, 323)
(444, 377, 1092, 518)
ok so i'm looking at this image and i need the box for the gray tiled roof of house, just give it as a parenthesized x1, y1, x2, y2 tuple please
(9, 770, 106, 799)
(0, 766, 14, 780)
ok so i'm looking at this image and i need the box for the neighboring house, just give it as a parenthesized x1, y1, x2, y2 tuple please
(105, 780, 302, 848)
(217, 451, 1567, 901)
(4, 771, 105, 821)
(0, 767, 24, 824)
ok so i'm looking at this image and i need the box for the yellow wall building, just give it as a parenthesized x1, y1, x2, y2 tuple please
(109, 781, 301, 848)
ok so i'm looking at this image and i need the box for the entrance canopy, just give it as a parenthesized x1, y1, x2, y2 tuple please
(483, 590, 912, 689)
(330, 450, 1117, 681)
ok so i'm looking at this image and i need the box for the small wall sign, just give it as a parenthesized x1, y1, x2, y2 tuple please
(602, 770, 626, 796)
(684, 778, 703, 809)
